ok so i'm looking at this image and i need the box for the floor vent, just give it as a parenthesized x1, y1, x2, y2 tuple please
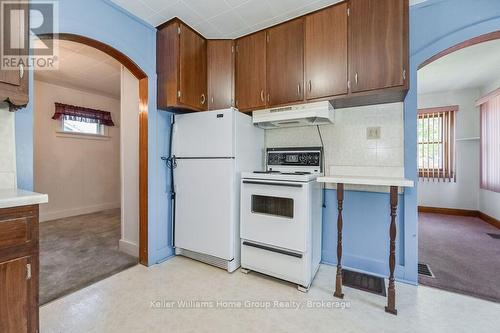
(418, 263, 434, 278)
(342, 270, 386, 297)
(487, 233, 500, 239)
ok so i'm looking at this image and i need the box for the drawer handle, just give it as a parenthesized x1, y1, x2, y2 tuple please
(243, 180, 303, 188)
(243, 241, 303, 258)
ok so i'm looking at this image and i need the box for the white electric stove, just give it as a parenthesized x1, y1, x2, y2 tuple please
(240, 147, 323, 292)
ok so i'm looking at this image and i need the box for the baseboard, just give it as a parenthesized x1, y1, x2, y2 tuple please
(40, 202, 120, 222)
(119, 239, 139, 258)
(418, 206, 479, 217)
(418, 206, 500, 229)
(478, 211, 500, 229)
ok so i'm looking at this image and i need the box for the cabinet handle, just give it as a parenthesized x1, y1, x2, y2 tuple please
(308, 80, 312, 93)
(211, 96, 214, 105)
(201, 94, 206, 105)
(297, 84, 301, 97)
(260, 90, 265, 102)
(355, 73, 359, 85)
(19, 64, 24, 79)
(403, 69, 407, 81)
(267, 94, 270, 103)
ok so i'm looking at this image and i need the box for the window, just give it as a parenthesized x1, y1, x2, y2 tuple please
(52, 103, 115, 137)
(417, 106, 457, 182)
(479, 90, 500, 193)
(62, 116, 105, 135)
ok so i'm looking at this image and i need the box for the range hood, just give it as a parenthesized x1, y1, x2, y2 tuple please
(252, 101, 335, 129)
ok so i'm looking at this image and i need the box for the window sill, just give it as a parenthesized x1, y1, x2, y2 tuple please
(55, 131, 111, 141)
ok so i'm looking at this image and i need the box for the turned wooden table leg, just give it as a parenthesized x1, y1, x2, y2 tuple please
(334, 183, 344, 299)
(385, 186, 398, 315)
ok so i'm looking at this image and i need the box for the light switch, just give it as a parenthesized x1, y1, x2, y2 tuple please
(367, 127, 381, 140)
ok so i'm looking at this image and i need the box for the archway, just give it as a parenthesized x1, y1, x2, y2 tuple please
(38, 33, 149, 266)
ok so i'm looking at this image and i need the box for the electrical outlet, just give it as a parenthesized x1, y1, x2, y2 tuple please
(367, 127, 381, 140)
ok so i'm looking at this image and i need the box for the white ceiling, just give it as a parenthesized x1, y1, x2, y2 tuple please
(34, 40, 121, 99)
(111, 0, 427, 39)
(418, 39, 500, 95)
(110, 0, 334, 38)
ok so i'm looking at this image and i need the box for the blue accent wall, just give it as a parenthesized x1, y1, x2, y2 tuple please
(320, 0, 500, 285)
(15, 0, 173, 265)
(14, 0, 500, 272)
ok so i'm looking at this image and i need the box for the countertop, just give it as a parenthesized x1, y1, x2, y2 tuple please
(0, 189, 49, 209)
(317, 175, 414, 188)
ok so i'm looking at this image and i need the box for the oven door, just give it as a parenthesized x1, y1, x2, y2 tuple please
(241, 179, 309, 252)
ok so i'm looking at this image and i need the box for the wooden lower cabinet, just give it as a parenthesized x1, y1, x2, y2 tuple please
(0, 205, 39, 333)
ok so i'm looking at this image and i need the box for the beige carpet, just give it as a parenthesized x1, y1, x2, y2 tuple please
(39, 209, 138, 305)
(418, 212, 500, 303)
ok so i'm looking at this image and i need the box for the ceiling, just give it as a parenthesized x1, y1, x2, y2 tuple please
(34, 40, 121, 99)
(111, 0, 429, 39)
(418, 39, 500, 95)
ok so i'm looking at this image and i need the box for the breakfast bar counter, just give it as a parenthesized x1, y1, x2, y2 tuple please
(317, 175, 414, 315)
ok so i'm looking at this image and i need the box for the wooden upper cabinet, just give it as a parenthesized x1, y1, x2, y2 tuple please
(305, 3, 348, 100)
(349, 0, 408, 93)
(235, 31, 267, 112)
(179, 23, 207, 110)
(266, 18, 304, 107)
(207, 40, 234, 110)
(0, 0, 29, 111)
(157, 19, 207, 111)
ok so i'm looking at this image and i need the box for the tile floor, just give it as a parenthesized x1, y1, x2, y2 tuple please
(41, 256, 500, 333)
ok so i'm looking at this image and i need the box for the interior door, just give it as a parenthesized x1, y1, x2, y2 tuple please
(266, 18, 304, 106)
(173, 109, 234, 157)
(305, 3, 348, 100)
(174, 159, 235, 260)
(234, 31, 267, 111)
(179, 23, 207, 110)
(207, 40, 234, 110)
(0, 257, 30, 333)
(349, 0, 406, 93)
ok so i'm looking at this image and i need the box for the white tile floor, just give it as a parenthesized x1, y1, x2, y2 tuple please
(41, 256, 500, 333)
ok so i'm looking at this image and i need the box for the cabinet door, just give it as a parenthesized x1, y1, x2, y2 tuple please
(207, 40, 234, 110)
(349, 0, 407, 93)
(266, 18, 304, 106)
(305, 3, 348, 100)
(0, 0, 29, 109)
(235, 31, 267, 111)
(179, 23, 207, 110)
(0, 257, 30, 333)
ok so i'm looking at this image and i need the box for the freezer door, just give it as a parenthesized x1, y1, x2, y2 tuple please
(173, 109, 235, 157)
(174, 159, 236, 260)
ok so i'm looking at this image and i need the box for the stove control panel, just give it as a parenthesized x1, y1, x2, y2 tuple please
(267, 148, 322, 168)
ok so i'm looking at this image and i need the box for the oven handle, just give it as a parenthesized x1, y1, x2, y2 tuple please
(242, 180, 303, 188)
(242, 241, 303, 258)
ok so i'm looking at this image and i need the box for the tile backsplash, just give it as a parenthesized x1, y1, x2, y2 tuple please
(265, 102, 405, 191)
(0, 104, 17, 189)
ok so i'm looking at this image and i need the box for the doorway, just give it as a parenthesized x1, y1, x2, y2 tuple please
(416, 32, 500, 302)
(33, 35, 149, 304)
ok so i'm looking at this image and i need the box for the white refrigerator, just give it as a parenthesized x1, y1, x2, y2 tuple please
(172, 108, 264, 272)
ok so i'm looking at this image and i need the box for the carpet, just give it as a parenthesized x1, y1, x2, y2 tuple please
(418, 212, 500, 303)
(39, 209, 138, 305)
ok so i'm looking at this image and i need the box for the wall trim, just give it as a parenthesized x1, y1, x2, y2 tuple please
(418, 206, 500, 229)
(119, 239, 139, 258)
(40, 202, 120, 222)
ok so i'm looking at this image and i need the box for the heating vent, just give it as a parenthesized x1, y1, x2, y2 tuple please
(418, 263, 434, 278)
(487, 233, 500, 239)
(342, 270, 386, 296)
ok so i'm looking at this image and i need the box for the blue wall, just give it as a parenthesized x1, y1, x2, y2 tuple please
(15, 0, 173, 265)
(15, 0, 500, 273)
(321, 0, 500, 285)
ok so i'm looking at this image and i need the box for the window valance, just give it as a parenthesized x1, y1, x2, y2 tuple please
(52, 103, 115, 126)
